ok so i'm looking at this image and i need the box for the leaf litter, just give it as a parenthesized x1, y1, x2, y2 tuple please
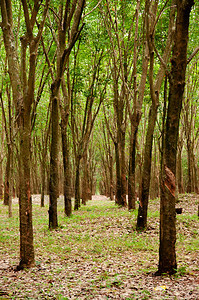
(0, 194, 198, 299)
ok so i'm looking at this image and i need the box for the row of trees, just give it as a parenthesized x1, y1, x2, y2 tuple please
(0, 0, 198, 274)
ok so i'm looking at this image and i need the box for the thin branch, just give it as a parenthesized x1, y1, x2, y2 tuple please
(83, 0, 103, 18)
(187, 46, 199, 64)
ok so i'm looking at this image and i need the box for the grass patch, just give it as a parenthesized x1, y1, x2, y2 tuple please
(0, 194, 198, 299)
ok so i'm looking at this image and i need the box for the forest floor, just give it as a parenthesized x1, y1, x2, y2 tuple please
(0, 194, 198, 299)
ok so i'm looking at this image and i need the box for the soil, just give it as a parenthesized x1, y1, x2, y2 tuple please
(0, 194, 198, 299)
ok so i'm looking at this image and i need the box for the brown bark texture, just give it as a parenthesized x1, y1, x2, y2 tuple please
(158, 0, 194, 275)
(136, 0, 176, 230)
(49, 96, 59, 229)
(0, 0, 49, 269)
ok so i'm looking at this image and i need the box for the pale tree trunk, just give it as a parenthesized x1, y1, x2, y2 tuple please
(157, 0, 194, 275)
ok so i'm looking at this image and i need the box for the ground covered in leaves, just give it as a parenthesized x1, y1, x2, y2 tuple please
(0, 194, 198, 299)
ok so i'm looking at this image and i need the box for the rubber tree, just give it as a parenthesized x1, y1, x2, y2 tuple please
(136, 0, 176, 230)
(127, 0, 149, 210)
(0, 86, 14, 217)
(102, 0, 138, 207)
(46, 0, 85, 227)
(71, 50, 106, 210)
(0, 0, 49, 269)
(157, 0, 194, 275)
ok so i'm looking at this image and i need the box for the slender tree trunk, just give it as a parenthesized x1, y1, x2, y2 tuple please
(157, 0, 194, 275)
(136, 0, 176, 230)
(177, 146, 184, 194)
(3, 150, 10, 205)
(120, 130, 127, 206)
(115, 142, 121, 205)
(128, 127, 137, 210)
(186, 139, 192, 192)
(61, 126, 72, 216)
(82, 151, 89, 205)
(109, 154, 114, 201)
(40, 159, 46, 207)
(150, 141, 159, 200)
(74, 157, 81, 210)
(137, 104, 158, 229)
(8, 145, 13, 218)
(49, 96, 59, 229)
(128, 109, 142, 210)
(193, 156, 199, 194)
(0, 156, 3, 200)
(18, 115, 34, 269)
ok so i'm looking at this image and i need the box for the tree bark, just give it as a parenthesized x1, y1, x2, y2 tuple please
(0, 0, 49, 269)
(82, 151, 89, 205)
(74, 157, 81, 210)
(137, 105, 158, 229)
(157, 0, 194, 275)
(61, 124, 72, 216)
(136, 0, 176, 230)
(49, 95, 59, 229)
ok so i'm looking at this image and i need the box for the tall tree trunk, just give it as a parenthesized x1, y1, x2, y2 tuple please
(0, 156, 3, 200)
(18, 114, 34, 269)
(74, 156, 81, 210)
(61, 125, 72, 216)
(193, 155, 199, 194)
(157, 0, 194, 275)
(41, 159, 46, 207)
(115, 142, 121, 205)
(120, 129, 127, 206)
(137, 104, 158, 229)
(109, 154, 114, 201)
(3, 150, 10, 205)
(149, 140, 159, 200)
(136, 0, 176, 230)
(177, 137, 184, 194)
(82, 151, 89, 205)
(128, 125, 138, 210)
(0, 0, 50, 268)
(49, 95, 59, 229)
(186, 138, 193, 192)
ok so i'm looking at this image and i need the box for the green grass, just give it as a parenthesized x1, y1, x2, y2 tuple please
(0, 197, 198, 263)
(0, 195, 199, 299)
(0, 199, 198, 276)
